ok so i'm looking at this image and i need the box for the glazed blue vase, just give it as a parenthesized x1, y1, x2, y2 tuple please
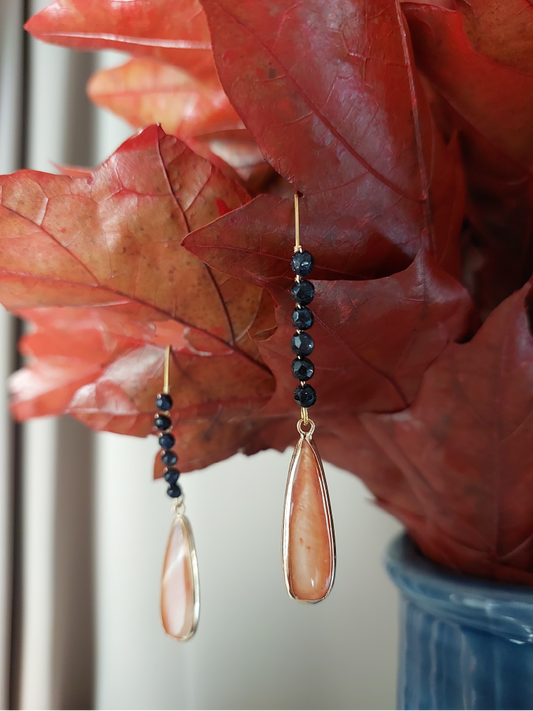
(385, 534, 533, 710)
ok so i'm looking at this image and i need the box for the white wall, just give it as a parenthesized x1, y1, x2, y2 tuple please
(2, 15, 401, 708)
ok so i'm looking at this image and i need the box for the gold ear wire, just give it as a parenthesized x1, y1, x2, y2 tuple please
(163, 344, 171, 395)
(293, 194, 308, 425)
(294, 193, 301, 253)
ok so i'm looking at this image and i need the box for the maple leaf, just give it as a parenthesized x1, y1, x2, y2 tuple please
(361, 285, 533, 586)
(198, 0, 465, 279)
(86, 57, 272, 193)
(0, 126, 276, 469)
(25, 0, 214, 82)
(87, 57, 243, 139)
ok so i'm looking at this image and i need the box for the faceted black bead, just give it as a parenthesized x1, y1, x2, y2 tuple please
(291, 279, 315, 305)
(161, 450, 178, 466)
(154, 413, 171, 431)
(294, 384, 317, 408)
(292, 306, 314, 330)
(291, 332, 315, 356)
(159, 432, 175, 450)
(291, 250, 315, 277)
(164, 467, 180, 485)
(156, 393, 173, 411)
(167, 483, 182, 499)
(291, 357, 314, 381)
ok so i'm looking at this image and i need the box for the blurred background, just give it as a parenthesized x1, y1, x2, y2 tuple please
(0, 1, 400, 708)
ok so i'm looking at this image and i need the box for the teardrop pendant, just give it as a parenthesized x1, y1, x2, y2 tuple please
(160, 507, 200, 641)
(282, 428, 336, 603)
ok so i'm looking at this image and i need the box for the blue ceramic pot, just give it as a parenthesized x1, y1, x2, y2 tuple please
(385, 534, 533, 710)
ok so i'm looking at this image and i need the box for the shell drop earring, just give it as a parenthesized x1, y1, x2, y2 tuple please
(156, 345, 200, 640)
(282, 194, 336, 603)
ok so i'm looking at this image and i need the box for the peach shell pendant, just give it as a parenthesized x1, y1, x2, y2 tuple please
(160, 505, 200, 641)
(282, 429, 336, 603)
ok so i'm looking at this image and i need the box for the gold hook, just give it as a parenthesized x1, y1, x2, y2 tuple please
(163, 344, 171, 395)
(294, 193, 302, 253)
(295, 195, 308, 426)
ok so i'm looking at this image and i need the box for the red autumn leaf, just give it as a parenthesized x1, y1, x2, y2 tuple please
(25, 0, 215, 83)
(184, 190, 450, 283)
(186, 225, 473, 416)
(403, 1, 533, 315)
(10, 306, 278, 471)
(449, 0, 533, 77)
(403, 0, 452, 5)
(198, 0, 464, 278)
(315, 414, 426, 520)
(0, 125, 249, 322)
(258, 251, 473, 416)
(85, 56, 273, 194)
(457, 124, 533, 317)
(87, 57, 243, 139)
(10, 309, 113, 420)
(0, 125, 277, 468)
(403, 2, 533, 176)
(191, 137, 276, 197)
(361, 285, 533, 586)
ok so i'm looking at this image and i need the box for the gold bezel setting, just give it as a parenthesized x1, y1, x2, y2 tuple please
(282, 429, 336, 603)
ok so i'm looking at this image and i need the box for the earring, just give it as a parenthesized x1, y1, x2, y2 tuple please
(156, 345, 200, 640)
(282, 194, 336, 603)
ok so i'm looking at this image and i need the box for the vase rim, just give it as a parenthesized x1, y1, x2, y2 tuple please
(385, 534, 533, 643)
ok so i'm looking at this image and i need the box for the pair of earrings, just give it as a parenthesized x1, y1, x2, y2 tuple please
(156, 194, 335, 641)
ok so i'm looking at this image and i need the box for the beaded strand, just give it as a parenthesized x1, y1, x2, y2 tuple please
(290, 211, 317, 410)
(154, 392, 181, 497)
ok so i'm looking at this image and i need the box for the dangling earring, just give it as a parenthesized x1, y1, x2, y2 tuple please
(282, 194, 336, 603)
(155, 345, 200, 640)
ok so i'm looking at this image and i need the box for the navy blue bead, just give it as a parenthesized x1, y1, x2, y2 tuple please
(164, 467, 180, 485)
(292, 306, 314, 330)
(291, 250, 315, 277)
(291, 279, 315, 305)
(159, 432, 175, 450)
(167, 483, 182, 499)
(291, 332, 314, 356)
(294, 384, 317, 408)
(156, 393, 173, 411)
(161, 450, 178, 466)
(291, 357, 314, 381)
(154, 414, 171, 431)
